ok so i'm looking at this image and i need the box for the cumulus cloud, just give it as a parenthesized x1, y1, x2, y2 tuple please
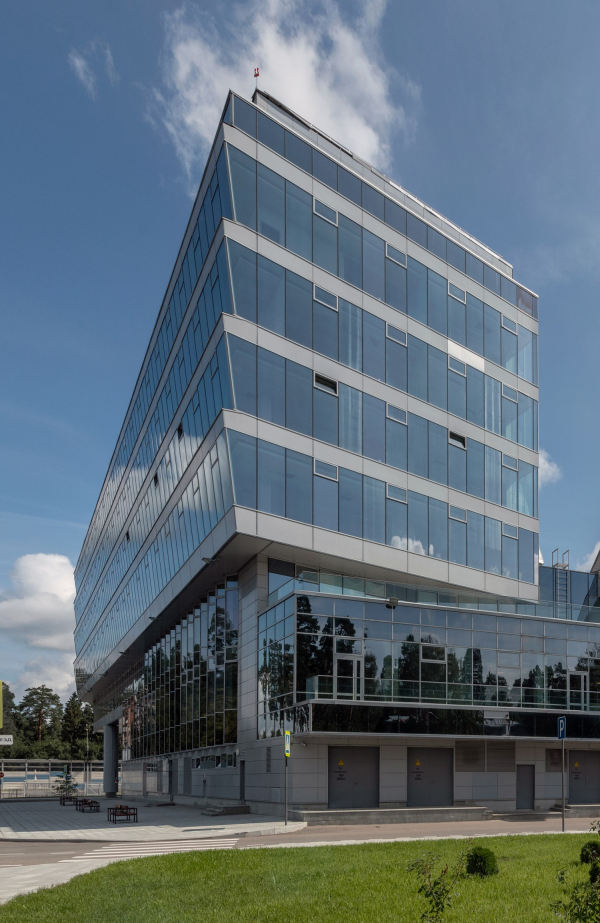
(14, 654, 76, 701)
(153, 0, 419, 190)
(0, 554, 75, 653)
(577, 540, 600, 575)
(539, 448, 561, 488)
(68, 40, 119, 99)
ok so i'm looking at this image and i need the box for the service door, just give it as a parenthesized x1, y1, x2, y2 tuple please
(516, 765, 535, 810)
(569, 751, 600, 804)
(328, 747, 379, 809)
(407, 747, 453, 807)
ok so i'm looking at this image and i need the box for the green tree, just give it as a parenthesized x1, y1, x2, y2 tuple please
(61, 692, 85, 757)
(0, 682, 24, 757)
(20, 686, 63, 744)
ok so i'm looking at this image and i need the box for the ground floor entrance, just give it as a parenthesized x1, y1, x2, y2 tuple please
(569, 750, 600, 803)
(406, 747, 453, 807)
(327, 747, 379, 809)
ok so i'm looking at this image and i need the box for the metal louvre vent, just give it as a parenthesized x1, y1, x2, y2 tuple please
(455, 741, 485, 772)
(486, 741, 516, 772)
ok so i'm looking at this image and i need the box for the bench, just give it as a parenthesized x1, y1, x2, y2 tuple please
(59, 795, 77, 806)
(107, 805, 138, 823)
(77, 799, 100, 813)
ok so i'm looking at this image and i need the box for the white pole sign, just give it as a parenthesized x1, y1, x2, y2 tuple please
(0, 736, 13, 746)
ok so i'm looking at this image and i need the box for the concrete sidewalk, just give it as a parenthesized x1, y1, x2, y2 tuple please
(0, 800, 306, 842)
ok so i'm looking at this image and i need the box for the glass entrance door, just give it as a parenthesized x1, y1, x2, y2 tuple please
(335, 656, 362, 700)
(568, 672, 588, 710)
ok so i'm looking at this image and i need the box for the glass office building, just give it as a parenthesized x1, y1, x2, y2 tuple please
(75, 91, 600, 814)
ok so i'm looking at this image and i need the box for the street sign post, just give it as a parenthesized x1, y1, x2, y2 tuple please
(558, 717, 566, 832)
(284, 731, 291, 826)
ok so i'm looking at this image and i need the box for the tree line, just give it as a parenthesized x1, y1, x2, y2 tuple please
(0, 683, 103, 760)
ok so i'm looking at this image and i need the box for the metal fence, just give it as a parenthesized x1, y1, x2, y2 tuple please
(0, 760, 106, 798)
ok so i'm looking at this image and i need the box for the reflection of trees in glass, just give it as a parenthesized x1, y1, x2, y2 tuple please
(335, 617, 357, 637)
(296, 634, 333, 691)
(395, 641, 419, 681)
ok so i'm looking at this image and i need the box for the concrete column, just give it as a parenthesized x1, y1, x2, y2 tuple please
(103, 724, 119, 797)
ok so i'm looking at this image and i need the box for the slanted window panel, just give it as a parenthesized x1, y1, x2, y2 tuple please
(484, 264, 502, 296)
(313, 150, 337, 189)
(385, 198, 407, 235)
(362, 183, 385, 220)
(227, 146, 257, 230)
(447, 240, 466, 273)
(338, 167, 362, 205)
(466, 252, 484, 284)
(233, 97, 256, 137)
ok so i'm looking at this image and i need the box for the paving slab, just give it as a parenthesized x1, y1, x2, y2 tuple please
(0, 801, 305, 842)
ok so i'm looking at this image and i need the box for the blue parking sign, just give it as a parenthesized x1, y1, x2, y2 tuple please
(558, 716, 566, 740)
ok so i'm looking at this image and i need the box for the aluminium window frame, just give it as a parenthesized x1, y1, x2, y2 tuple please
(387, 484, 407, 503)
(314, 459, 339, 481)
(313, 198, 338, 226)
(386, 404, 407, 424)
(448, 281, 466, 303)
(314, 285, 338, 310)
(386, 323, 407, 345)
(448, 356, 466, 376)
(502, 522, 518, 539)
(385, 242, 407, 267)
(314, 372, 338, 395)
(449, 505, 467, 522)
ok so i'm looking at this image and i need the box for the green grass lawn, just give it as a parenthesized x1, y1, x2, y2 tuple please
(0, 834, 594, 922)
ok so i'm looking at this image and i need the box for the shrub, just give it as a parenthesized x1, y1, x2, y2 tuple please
(580, 841, 600, 864)
(408, 848, 469, 922)
(466, 845, 499, 877)
(590, 863, 600, 885)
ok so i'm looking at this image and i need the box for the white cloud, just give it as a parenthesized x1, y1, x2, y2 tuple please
(69, 49, 97, 99)
(539, 448, 561, 488)
(577, 540, 600, 575)
(14, 654, 76, 702)
(0, 554, 75, 653)
(154, 0, 419, 190)
(68, 41, 119, 99)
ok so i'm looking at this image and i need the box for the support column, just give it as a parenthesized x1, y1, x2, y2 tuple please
(103, 724, 119, 797)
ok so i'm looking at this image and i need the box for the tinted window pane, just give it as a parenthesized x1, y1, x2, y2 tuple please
(448, 296, 466, 346)
(285, 131, 312, 173)
(386, 418, 407, 470)
(466, 439, 485, 499)
(363, 395, 385, 462)
(339, 469, 363, 537)
(502, 535, 518, 579)
(428, 227, 446, 261)
(313, 301, 339, 361)
(466, 294, 484, 355)
(363, 476, 385, 543)
(386, 497, 407, 548)
(447, 240, 466, 273)
(448, 444, 466, 493)
(313, 150, 337, 189)
(363, 311, 385, 381)
(408, 491, 428, 555)
(428, 421, 447, 485)
(258, 440, 285, 515)
(228, 240, 256, 321)
(407, 257, 427, 324)
(518, 460, 535, 517)
(518, 393, 535, 450)
(228, 431, 256, 507)
(429, 498, 448, 560)
(286, 450, 312, 523)
(228, 335, 256, 414)
(339, 299, 362, 371)
(407, 213, 427, 248)
(286, 183, 312, 261)
(233, 97, 256, 137)
(338, 167, 361, 205)
(485, 376, 501, 434)
(339, 384, 362, 454)
(501, 276, 517, 306)
(448, 369, 466, 419)
(285, 271, 312, 348)
(314, 475, 338, 531)
(257, 164, 284, 244)
(428, 345, 447, 410)
(385, 198, 407, 235)
(362, 183, 385, 220)
(313, 388, 338, 444)
(485, 446, 501, 505)
(313, 214, 338, 275)
(519, 528, 535, 583)
(484, 304, 501, 365)
(338, 215, 362, 288)
(407, 335, 427, 401)
(428, 269, 447, 335)
(449, 518, 467, 565)
(258, 256, 285, 335)
(466, 252, 484, 284)
(485, 517, 502, 574)
(385, 258, 407, 313)
(363, 229, 385, 300)
(502, 396, 518, 442)
(227, 146, 256, 230)
(257, 112, 284, 154)
(466, 367, 484, 428)
(286, 363, 312, 436)
(484, 264, 502, 296)
(501, 328, 518, 374)
(408, 413, 428, 477)
(467, 511, 485, 571)
(257, 348, 285, 426)
(517, 287, 534, 316)
(386, 338, 407, 392)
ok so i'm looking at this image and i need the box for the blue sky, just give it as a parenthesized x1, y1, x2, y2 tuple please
(1, 0, 598, 696)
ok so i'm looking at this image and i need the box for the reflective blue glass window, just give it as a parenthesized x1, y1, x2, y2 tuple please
(518, 461, 535, 518)
(485, 517, 502, 574)
(407, 258, 427, 324)
(502, 533, 518, 579)
(484, 377, 501, 435)
(339, 469, 362, 537)
(428, 421, 447, 485)
(428, 227, 446, 261)
(313, 213, 337, 275)
(386, 337, 408, 392)
(448, 367, 466, 419)
(408, 335, 427, 401)
(466, 439, 485, 499)
(228, 146, 256, 230)
(484, 264, 502, 296)
(408, 491, 428, 555)
(233, 97, 256, 137)
(449, 517, 467, 566)
(428, 345, 447, 410)
(363, 476, 385, 543)
(501, 326, 518, 374)
(466, 294, 484, 355)
(385, 258, 407, 313)
(502, 462, 518, 511)
(314, 474, 338, 531)
(427, 269, 447, 335)
(518, 393, 535, 450)
(285, 363, 312, 436)
(501, 276, 517, 306)
(313, 301, 338, 360)
(518, 325, 537, 384)
(228, 240, 257, 322)
(447, 240, 466, 273)
(363, 229, 385, 301)
(384, 198, 407, 235)
(313, 387, 338, 445)
(466, 252, 484, 284)
(386, 495, 407, 548)
(339, 299, 362, 371)
(363, 312, 385, 381)
(228, 335, 256, 414)
(286, 450, 312, 523)
(338, 167, 361, 205)
(502, 392, 518, 442)
(285, 183, 312, 261)
(429, 498, 448, 560)
(313, 150, 337, 189)
(448, 293, 466, 346)
(257, 348, 285, 426)
(362, 184, 385, 220)
(285, 131, 312, 173)
(257, 111, 284, 154)
(258, 441, 285, 516)
(363, 394, 386, 462)
(518, 528, 535, 583)
(285, 272, 312, 348)
(338, 215, 362, 288)
(258, 256, 285, 335)
(484, 304, 501, 365)
(386, 417, 407, 470)
(485, 446, 501, 505)
(408, 413, 428, 478)
(448, 444, 466, 493)
(339, 384, 362, 454)
(466, 367, 484, 428)
(228, 431, 256, 507)
(467, 511, 485, 571)
(407, 214, 427, 248)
